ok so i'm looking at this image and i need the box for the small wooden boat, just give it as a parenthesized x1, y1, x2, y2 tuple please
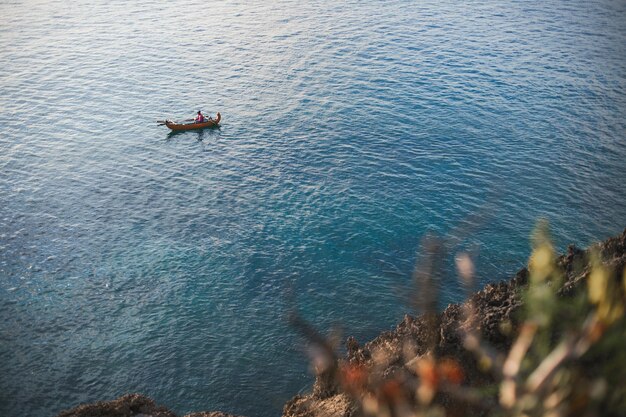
(159, 112, 221, 131)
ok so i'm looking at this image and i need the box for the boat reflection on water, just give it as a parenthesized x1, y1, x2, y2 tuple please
(165, 124, 221, 142)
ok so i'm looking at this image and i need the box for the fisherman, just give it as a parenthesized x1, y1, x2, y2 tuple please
(195, 110, 206, 123)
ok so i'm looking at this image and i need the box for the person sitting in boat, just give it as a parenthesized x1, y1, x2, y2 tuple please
(195, 110, 206, 123)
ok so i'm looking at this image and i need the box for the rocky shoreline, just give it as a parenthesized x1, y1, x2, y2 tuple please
(55, 393, 243, 417)
(55, 229, 626, 417)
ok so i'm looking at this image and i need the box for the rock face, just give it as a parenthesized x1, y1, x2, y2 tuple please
(55, 393, 244, 417)
(56, 394, 177, 417)
(283, 228, 626, 417)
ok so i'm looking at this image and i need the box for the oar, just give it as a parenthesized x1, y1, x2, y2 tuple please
(157, 119, 190, 125)
(157, 115, 210, 126)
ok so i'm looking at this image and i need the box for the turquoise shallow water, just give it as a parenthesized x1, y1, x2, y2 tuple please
(1, 1, 625, 416)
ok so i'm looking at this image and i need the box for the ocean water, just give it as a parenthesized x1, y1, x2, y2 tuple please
(1, 1, 625, 416)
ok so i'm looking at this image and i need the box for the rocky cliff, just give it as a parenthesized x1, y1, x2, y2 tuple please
(283, 228, 626, 417)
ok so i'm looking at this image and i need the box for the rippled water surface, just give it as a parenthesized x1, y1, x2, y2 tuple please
(1, 1, 625, 416)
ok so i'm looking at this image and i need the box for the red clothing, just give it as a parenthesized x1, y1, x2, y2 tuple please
(195, 114, 205, 123)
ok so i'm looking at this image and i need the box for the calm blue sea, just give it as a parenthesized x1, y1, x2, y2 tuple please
(1, 1, 625, 416)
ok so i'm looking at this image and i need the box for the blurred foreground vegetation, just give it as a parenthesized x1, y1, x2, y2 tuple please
(288, 224, 626, 417)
